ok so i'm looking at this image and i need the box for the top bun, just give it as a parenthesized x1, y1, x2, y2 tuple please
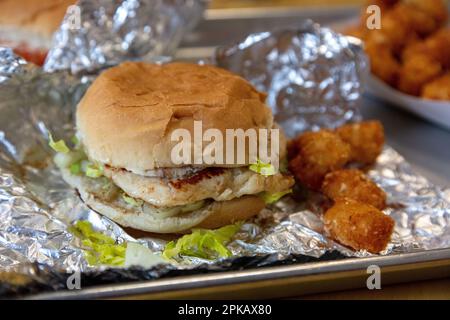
(0, 0, 75, 48)
(76, 62, 276, 173)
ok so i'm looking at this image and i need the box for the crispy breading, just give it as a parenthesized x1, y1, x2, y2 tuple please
(421, 73, 450, 100)
(322, 169, 387, 210)
(420, 28, 450, 69)
(390, 3, 441, 37)
(398, 55, 443, 96)
(288, 130, 351, 190)
(335, 120, 385, 165)
(398, 28, 450, 96)
(364, 40, 401, 86)
(403, 0, 449, 26)
(323, 198, 395, 253)
(402, 29, 450, 60)
(364, 9, 410, 53)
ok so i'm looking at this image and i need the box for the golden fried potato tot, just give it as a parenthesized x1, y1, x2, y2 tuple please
(421, 73, 450, 100)
(365, 9, 411, 53)
(391, 3, 441, 37)
(404, 0, 449, 26)
(365, 40, 401, 86)
(324, 198, 395, 253)
(398, 28, 450, 96)
(396, 31, 449, 98)
(403, 29, 450, 68)
(402, 40, 427, 62)
(322, 169, 387, 210)
(398, 54, 443, 96)
(423, 28, 450, 69)
(288, 130, 351, 191)
(335, 120, 385, 165)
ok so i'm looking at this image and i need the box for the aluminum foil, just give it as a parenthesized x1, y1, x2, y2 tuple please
(0, 6, 450, 292)
(215, 20, 367, 137)
(1, 55, 450, 274)
(0, 48, 30, 83)
(44, 0, 207, 74)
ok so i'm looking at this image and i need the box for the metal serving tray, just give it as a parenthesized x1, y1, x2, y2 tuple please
(28, 249, 450, 299)
(22, 5, 450, 299)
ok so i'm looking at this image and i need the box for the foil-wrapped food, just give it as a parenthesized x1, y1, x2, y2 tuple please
(0, 0, 450, 297)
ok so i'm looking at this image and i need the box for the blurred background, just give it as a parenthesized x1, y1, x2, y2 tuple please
(210, 0, 364, 8)
(179, 0, 364, 59)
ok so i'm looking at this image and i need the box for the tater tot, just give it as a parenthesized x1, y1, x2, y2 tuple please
(391, 3, 441, 37)
(322, 169, 387, 210)
(288, 130, 351, 190)
(324, 198, 395, 253)
(398, 54, 443, 96)
(404, 0, 449, 26)
(398, 28, 450, 96)
(365, 40, 401, 87)
(335, 120, 385, 165)
(358, 0, 448, 97)
(402, 40, 427, 62)
(365, 11, 410, 53)
(421, 73, 450, 100)
(423, 28, 450, 69)
(403, 29, 450, 68)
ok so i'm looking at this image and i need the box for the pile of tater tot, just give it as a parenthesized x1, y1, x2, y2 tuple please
(288, 121, 395, 253)
(346, 0, 450, 100)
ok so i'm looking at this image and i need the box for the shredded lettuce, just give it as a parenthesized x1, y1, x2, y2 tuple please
(69, 220, 126, 266)
(122, 193, 144, 207)
(162, 223, 242, 261)
(48, 132, 106, 180)
(249, 159, 276, 176)
(85, 163, 103, 178)
(48, 132, 70, 154)
(70, 162, 82, 175)
(261, 189, 292, 204)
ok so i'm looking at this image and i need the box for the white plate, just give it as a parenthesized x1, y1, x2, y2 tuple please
(367, 76, 450, 130)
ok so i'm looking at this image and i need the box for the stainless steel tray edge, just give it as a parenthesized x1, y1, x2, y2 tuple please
(26, 248, 450, 299)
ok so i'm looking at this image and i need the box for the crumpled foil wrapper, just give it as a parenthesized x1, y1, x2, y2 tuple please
(44, 0, 207, 74)
(215, 21, 367, 137)
(0, 8, 450, 296)
(0, 48, 30, 83)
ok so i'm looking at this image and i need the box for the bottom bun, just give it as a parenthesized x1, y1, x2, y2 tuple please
(197, 195, 265, 229)
(60, 168, 265, 233)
